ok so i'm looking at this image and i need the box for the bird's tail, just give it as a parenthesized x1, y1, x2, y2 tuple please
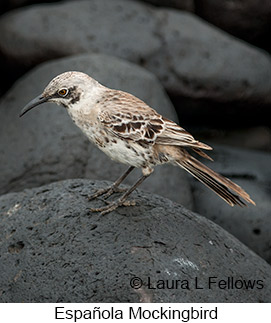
(176, 154, 255, 207)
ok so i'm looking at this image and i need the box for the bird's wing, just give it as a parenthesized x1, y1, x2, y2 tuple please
(156, 117, 212, 150)
(97, 90, 164, 144)
(98, 90, 212, 151)
(98, 107, 162, 144)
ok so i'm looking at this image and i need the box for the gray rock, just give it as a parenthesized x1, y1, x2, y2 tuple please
(0, 179, 270, 302)
(152, 9, 271, 103)
(0, 0, 270, 104)
(195, 0, 271, 46)
(192, 144, 271, 263)
(0, 53, 193, 208)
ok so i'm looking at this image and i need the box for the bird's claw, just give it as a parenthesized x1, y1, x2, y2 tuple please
(88, 186, 127, 201)
(103, 187, 127, 199)
(90, 199, 136, 215)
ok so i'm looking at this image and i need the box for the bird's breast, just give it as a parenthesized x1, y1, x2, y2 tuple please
(69, 113, 156, 168)
(99, 138, 149, 167)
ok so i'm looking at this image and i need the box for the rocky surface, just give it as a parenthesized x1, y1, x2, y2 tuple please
(195, 0, 271, 50)
(0, 53, 194, 208)
(0, 0, 271, 106)
(0, 179, 271, 302)
(191, 144, 271, 263)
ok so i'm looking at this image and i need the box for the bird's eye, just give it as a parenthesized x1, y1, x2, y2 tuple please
(58, 88, 68, 97)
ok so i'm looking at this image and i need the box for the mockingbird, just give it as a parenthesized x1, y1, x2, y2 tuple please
(20, 71, 255, 214)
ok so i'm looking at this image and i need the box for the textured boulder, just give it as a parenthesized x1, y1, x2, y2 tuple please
(0, 0, 271, 105)
(0, 53, 193, 208)
(0, 179, 271, 302)
(192, 144, 271, 263)
(195, 0, 271, 47)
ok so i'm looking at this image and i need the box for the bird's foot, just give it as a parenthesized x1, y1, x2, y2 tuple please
(90, 198, 136, 215)
(88, 186, 127, 201)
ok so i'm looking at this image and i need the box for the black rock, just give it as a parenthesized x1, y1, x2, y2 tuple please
(192, 144, 271, 264)
(195, 0, 271, 51)
(0, 179, 270, 302)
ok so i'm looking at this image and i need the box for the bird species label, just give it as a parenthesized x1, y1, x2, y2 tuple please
(55, 305, 218, 321)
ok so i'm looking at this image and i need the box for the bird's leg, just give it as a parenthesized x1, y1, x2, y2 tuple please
(88, 166, 135, 201)
(90, 174, 149, 215)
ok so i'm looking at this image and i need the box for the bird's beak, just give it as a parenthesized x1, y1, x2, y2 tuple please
(19, 95, 49, 117)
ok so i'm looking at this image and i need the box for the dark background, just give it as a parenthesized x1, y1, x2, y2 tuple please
(0, 0, 271, 151)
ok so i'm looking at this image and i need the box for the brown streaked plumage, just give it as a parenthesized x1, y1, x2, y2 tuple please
(20, 71, 255, 214)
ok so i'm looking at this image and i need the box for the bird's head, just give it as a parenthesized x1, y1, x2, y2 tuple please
(20, 71, 101, 117)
